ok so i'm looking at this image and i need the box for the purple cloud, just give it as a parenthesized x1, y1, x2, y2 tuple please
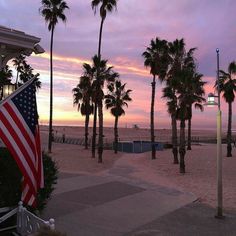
(0, 0, 235, 129)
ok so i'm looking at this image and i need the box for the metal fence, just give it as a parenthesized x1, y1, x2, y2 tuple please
(53, 136, 113, 149)
(52, 134, 236, 149)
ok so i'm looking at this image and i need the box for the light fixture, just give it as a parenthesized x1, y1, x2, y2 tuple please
(206, 93, 218, 107)
(2, 84, 16, 99)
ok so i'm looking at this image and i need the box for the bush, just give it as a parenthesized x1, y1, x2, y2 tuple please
(0, 148, 58, 213)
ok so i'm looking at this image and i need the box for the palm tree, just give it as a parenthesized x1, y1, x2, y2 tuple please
(0, 65, 12, 82)
(142, 37, 169, 159)
(73, 74, 94, 149)
(105, 79, 132, 153)
(162, 81, 179, 164)
(0, 65, 13, 100)
(90, 55, 117, 162)
(177, 47, 197, 173)
(163, 39, 186, 164)
(12, 55, 26, 88)
(186, 72, 206, 150)
(19, 60, 41, 89)
(94, 56, 118, 162)
(218, 61, 236, 157)
(91, 0, 118, 57)
(91, 0, 118, 160)
(40, 0, 69, 153)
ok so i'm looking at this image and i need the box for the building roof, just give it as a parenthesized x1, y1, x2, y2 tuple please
(0, 25, 42, 53)
(0, 25, 44, 69)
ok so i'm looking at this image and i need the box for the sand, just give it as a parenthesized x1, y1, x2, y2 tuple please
(41, 126, 236, 211)
(41, 125, 221, 143)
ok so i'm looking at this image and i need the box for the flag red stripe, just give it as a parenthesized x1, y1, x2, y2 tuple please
(0, 111, 38, 180)
(2, 104, 36, 163)
(0, 79, 43, 207)
(21, 182, 36, 207)
(35, 126, 43, 188)
(23, 188, 34, 205)
(4, 103, 36, 156)
(0, 128, 36, 195)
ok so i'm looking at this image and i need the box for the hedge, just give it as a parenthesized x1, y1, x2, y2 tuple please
(0, 147, 58, 213)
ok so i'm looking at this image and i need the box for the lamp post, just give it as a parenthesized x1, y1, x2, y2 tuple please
(206, 48, 223, 218)
(216, 48, 223, 218)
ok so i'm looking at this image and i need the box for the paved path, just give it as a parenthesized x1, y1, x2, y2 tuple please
(41, 153, 236, 236)
(42, 166, 196, 236)
(125, 202, 236, 236)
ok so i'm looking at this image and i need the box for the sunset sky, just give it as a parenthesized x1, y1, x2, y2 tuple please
(1, 0, 235, 130)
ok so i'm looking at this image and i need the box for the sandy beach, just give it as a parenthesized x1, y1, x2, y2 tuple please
(42, 125, 221, 143)
(41, 126, 236, 212)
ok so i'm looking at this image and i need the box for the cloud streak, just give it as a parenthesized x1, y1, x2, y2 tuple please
(1, 0, 235, 130)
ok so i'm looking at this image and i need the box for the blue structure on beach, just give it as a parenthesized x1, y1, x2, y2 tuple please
(116, 141, 163, 153)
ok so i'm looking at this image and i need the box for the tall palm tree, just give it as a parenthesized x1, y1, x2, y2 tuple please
(177, 47, 197, 173)
(91, 0, 118, 160)
(73, 73, 94, 149)
(12, 55, 26, 88)
(91, 0, 117, 57)
(162, 80, 179, 164)
(90, 55, 117, 162)
(142, 37, 169, 159)
(105, 79, 132, 153)
(40, 0, 69, 153)
(218, 61, 236, 157)
(186, 72, 206, 150)
(163, 39, 186, 164)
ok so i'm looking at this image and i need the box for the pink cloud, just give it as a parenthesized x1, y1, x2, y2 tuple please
(1, 0, 235, 130)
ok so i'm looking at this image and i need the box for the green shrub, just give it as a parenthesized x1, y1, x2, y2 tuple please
(0, 148, 58, 213)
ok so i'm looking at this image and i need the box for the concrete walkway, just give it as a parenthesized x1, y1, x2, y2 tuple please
(125, 202, 236, 236)
(42, 166, 197, 236)
(40, 147, 236, 236)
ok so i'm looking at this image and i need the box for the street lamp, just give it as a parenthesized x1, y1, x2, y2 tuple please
(207, 49, 223, 218)
(215, 48, 223, 218)
(207, 93, 218, 107)
(2, 83, 16, 100)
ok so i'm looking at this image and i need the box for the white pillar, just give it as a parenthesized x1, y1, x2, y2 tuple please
(216, 109, 223, 217)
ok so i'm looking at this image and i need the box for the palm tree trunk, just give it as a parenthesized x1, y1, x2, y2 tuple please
(187, 118, 191, 150)
(85, 113, 89, 149)
(179, 119, 186, 173)
(187, 107, 192, 150)
(91, 104, 97, 158)
(227, 102, 232, 157)
(98, 18, 104, 58)
(171, 114, 178, 164)
(97, 17, 105, 162)
(150, 76, 156, 160)
(15, 70, 19, 89)
(48, 26, 54, 153)
(98, 102, 103, 163)
(114, 115, 119, 154)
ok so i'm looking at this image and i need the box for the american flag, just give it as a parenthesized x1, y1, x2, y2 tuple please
(0, 78, 44, 207)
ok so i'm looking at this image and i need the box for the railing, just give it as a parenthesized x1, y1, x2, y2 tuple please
(53, 134, 236, 148)
(53, 136, 113, 149)
(0, 206, 17, 233)
(53, 136, 87, 145)
(0, 201, 55, 235)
